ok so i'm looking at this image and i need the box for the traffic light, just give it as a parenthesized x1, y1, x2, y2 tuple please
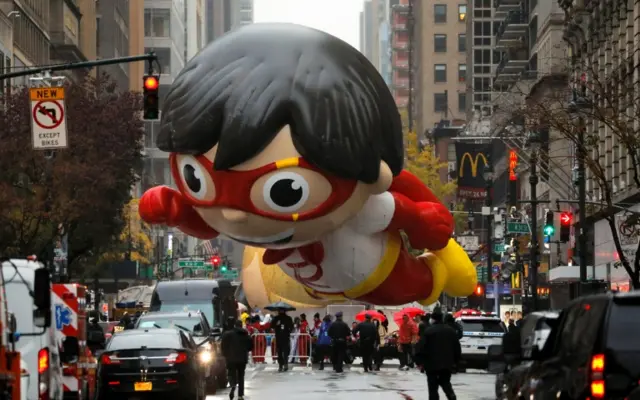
(560, 212, 572, 243)
(474, 284, 484, 296)
(543, 210, 555, 236)
(220, 264, 228, 273)
(210, 255, 221, 270)
(143, 75, 160, 120)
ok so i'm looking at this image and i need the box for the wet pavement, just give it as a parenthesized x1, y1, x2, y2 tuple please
(206, 364, 495, 400)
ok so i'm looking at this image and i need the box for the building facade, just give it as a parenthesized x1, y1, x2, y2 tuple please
(413, 0, 468, 137)
(96, 0, 130, 88)
(390, 0, 409, 111)
(185, 0, 205, 60)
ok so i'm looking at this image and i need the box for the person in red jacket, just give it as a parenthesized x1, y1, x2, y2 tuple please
(397, 314, 419, 371)
(297, 314, 310, 364)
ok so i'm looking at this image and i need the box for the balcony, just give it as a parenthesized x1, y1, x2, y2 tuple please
(393, 78, 410, 89)
(494, 49, 529, 85)
(392, 22, 408, 31)
(392, 60, 409, 70)
(392, 41, 409, 51)
(494, 0, 523, 18)
(495, 11, 528, 45)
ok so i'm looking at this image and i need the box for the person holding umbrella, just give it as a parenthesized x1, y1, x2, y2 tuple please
(266, 302, 295, 372)
(352, 313, 378, 372)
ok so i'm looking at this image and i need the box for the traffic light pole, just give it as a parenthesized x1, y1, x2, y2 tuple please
(528, 153, 540, 312)
(0, 53, 158, 81)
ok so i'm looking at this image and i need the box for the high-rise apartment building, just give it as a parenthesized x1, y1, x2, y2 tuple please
(185, 0, 206, 60)
(205, 0, 252, 43)
(232, 0, 253, 28)
(390, 0, 409, 111)
(378, 1, 392, 85)
(360, 0, 385, 72)
(0, 2, 15, 94)
(413, 1, 468, 137)
(8, 0, 50, 87)
(129, 0, 145, 91)
(96, 0, 131, 88)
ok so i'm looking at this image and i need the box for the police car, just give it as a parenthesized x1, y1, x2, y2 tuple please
(456, 311, 506, 370)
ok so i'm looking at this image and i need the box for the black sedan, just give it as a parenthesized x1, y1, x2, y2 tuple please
(97, 328, 207, 400)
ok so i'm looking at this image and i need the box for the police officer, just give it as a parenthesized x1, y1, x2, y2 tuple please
(328, 311, 351, 373)
(271, 309, 294, 372)
(353, 313, 378, 372)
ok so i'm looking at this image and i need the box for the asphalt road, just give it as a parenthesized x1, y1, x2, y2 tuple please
(206, 363, 496, 400)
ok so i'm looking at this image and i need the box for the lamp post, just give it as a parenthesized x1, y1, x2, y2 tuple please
(526, 130, 542, 312)
(483, 163, 497, 312)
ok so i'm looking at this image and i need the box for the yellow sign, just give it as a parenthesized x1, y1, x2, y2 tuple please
(459, 152, 488, 177)
(29, 87, 65, 101)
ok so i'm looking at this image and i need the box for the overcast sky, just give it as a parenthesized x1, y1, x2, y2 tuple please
(253, 0, 365, 50)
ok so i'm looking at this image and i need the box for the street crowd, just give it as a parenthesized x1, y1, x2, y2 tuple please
(226, 307, 466, 400)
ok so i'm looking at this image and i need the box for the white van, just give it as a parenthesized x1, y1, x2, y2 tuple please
(2, 259, 63, 400)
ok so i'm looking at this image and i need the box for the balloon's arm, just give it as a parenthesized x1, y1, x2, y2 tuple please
(388, 191, 453, 251)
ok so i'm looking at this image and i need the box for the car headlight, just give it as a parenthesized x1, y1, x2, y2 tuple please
(199, 350, 213, 364)
(201, 342, 212, 351)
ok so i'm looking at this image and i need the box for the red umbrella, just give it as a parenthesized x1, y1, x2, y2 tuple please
(355, 310, 386, 322)
(393, 307, 426, 323)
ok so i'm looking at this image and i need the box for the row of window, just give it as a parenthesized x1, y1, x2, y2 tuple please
(434, 4, 467, 23)
(434, 34, 467, 53)
(434, 64, 466, 83)
(433, 92, 466, 113)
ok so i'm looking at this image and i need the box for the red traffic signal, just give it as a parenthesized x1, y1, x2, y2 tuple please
(474, 284, 484, 296)
(144, 75, 159, 91)
(560, 212, 573, 225)
(210, 256, 221, 266)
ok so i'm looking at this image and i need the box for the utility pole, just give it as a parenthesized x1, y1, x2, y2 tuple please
(483, 163, 496, 312)
(526, 131, 542, 312)
(407, 0, 414, 133)
(576, 113, 588, 283)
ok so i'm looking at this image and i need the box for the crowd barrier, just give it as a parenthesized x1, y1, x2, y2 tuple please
(250, 333, 313, 367)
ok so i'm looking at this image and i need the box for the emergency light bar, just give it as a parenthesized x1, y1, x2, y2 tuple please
(460, 311, 497, 316)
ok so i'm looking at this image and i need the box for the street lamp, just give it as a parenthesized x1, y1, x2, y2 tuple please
(526, 130, 542, 312)
(483, 163, 496, 312)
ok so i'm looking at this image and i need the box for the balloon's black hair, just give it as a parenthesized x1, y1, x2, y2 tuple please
(157, 23, 404, 183)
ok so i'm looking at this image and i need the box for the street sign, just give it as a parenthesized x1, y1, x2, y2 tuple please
(476, 265, 488, 283)
(456, 235, 479, 251)
(30, 87, 68, 149)
(507, 222, 530, 234)
(221, 269, 239, 279)
(178, 258, 205, 269)
(493, 243, 505, 253)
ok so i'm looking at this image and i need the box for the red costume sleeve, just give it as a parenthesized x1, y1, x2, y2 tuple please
(139, 186, 218, 239)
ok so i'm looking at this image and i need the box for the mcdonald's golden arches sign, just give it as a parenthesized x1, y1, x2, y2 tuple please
(455, 143, 491, 199)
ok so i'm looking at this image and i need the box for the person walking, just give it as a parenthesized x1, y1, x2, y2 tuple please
(414, 309, 461, 400)
(373, 319, 386, 371)
(315, 314, 332, 370)
(353, 313, 378, 372)
(86, 315, 106, 355)
(271, 309, 294, 372)
(328, 311, 351, 373)
(397, 314, 418, 370)
(221, 320, 253, 400)
(444, 314, 463, 340)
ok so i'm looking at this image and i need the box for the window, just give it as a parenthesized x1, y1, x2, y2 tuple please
(434, 92, 448, 112)
(144, 9, 170, 37)
(434, 64, 447, 83)
(434, 34, 447, 52)
(108, 332, 181, 350)
(458, 5, 467, 21)
(460, 319, 504, 333)
(607, 303, 640, 351)
(458, 34, 466, 52)
(458, 92, 467, 112)
(434, 5, 447, 23)
(458, 64, 467, 82)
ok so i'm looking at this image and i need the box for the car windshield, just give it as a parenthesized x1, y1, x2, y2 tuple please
(138, 316, 206, 336)
(159, 302, 214, 326)
(108, 333, 181, 350)
(607, 304, 640, 351)
(460, 319, 505, 334)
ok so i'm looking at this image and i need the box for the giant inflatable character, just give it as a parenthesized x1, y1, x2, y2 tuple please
(139, 23, 476, 305)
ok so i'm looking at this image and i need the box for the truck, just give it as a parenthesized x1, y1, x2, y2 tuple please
(1, 258, 59, 400)
(51, 284, 97, 400)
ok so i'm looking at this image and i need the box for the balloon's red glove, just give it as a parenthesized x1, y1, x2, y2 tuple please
(139, 186, 218, 240)
(388, 192, 453, 251)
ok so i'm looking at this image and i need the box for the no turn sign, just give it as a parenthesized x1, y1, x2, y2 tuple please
(30, 87, 68, 149)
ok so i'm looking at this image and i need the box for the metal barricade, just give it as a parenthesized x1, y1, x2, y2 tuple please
(250, 333, 313, 367)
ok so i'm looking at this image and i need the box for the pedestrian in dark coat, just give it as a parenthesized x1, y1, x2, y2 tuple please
(270, 309, 294, 372)
(327, 311, 351, 373)
(414, 310, 461, 400)
(353, 313, 378, 372)
(221, 320, 253, 400)
(444, 313, 463, 340)
(418, 314, 430, 337)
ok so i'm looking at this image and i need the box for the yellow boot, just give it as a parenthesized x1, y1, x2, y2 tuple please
(417, 252, 448, 306)
(432, 238, 478, 297)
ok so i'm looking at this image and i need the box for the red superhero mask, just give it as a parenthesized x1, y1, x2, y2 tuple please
(170, 154, 357, 222)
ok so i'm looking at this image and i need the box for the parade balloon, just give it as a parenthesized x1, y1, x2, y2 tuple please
(139, 23, 477, 305)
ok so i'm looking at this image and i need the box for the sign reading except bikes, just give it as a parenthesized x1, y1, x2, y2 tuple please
(455, 143, 491, 199)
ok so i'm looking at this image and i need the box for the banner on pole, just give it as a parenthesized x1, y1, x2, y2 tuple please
(455, 143, 491, 199)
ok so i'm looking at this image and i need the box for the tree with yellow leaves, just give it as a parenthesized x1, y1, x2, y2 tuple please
(100, 199, 153, 265)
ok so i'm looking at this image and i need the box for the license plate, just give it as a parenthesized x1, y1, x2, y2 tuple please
(134, 382, 152, 391)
